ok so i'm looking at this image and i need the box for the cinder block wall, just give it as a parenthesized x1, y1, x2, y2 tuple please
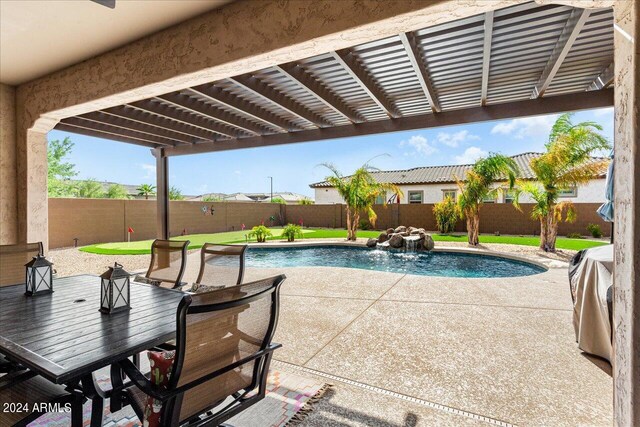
(48, 199, 610, 248)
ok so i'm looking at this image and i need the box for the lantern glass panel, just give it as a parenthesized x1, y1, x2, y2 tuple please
(33, 265, 52, 293)
(112, 277, 129, 309)
(101, 278, 110, 310)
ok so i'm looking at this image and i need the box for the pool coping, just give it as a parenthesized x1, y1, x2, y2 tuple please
(245, 240, 553, 271)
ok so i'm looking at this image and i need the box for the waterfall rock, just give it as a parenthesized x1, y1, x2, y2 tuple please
(366, 238, 378, 248)
(422, 234, 435, 251)
(388, 233, 404, 248)
(386, 228, 395, 235)
(410, 229, 421, 235)
(394, 226, 407, 233)
(377, 232, 389, 243)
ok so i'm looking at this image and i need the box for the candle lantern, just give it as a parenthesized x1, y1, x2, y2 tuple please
(100, 263, 131, 314)
(24, 254, 54, 296)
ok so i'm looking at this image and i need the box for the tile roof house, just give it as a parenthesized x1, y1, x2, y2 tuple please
(310, 152, 609, 205)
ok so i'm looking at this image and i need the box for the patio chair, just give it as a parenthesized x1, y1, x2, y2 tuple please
(190, 243, 248, 291)
(112, 274, 285, 427)
(142, 239, 190, 289)
(0, 242, 43, 287)
(0, 370, 84, 427)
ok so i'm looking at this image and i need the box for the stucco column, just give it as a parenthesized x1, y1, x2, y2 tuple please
(0, 84, 18, 245)
(154, 148, 169, 240)
(612, 1, 639, 425)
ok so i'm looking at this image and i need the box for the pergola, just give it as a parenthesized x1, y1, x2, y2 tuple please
(1, 0, 637, 424)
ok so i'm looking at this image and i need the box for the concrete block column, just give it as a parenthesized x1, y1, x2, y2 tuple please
(612, 1, 639, 425)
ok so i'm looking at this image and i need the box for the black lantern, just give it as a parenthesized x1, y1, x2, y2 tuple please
(24, 254, 54, 296)
(100, 263, 131, 314)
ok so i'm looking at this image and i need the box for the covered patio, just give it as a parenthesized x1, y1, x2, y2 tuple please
(1, 0, 638, 425)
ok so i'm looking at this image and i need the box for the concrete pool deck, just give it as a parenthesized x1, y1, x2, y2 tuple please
(243, 264, 612, 426)
(50, 242, 612, 425)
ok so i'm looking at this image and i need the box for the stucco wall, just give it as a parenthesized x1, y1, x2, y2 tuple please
(0, 84, 17, 244)
(315, 179, 607, 204)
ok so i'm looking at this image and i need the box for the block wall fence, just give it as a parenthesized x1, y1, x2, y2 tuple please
(48, 198, 610, 249)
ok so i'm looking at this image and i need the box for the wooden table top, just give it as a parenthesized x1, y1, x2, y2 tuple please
(0, 275, 185, 384)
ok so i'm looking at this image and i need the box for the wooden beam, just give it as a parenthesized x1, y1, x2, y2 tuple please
(54, 123, 160, 148)
(103, 105, 217, 143)
(78, 111, 197, 145)
(398, 33, 441, 113)
(531, 8, 591, 98)
(587, 62, 614, 91)
(59, 117, 176, 146)
(189, 84, 300, 132)
(275, 63, 365, 123)
(480, 11, 494, 106)
(164, 89, 612, 157)
(130, 99, 234, 139)
(154, 149, 169, 240)
(331, 49, 401, 118)
(230, 75, 333, 128)
(158, 92, 264, 136)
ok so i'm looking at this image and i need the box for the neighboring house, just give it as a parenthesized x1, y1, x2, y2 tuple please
(188, 192, 311, 204)
(310, 152, 609, 205)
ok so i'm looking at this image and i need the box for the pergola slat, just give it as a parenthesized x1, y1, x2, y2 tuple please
(55, 123, 160, 148)
(59, 117, 177, 147)
(331, 49, 401, 118)
(103, 105, 218, 142)
(130, 99, 234, 139)
(531, 8, 592, 98)
(189, 85, 296, 133)
(163, 89, 612, 157)
(587, 62, 614, 91)
(275, 63, 365, 123)
(159, 92, 264, 136)
(229, 74, 333, 128)
(481, 11, 494, 106)
(398, 32, 440, 113)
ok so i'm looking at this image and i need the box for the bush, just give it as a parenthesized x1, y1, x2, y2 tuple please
(587, 223, 603, 238)
(271, 197, 286, 204)
(281, 224, 303, 242)
(566, 232, 584, 239)
(433, 197, 459, 234)
(248, 225, 272, 243)
(298, 198, 314, 205)
(358, 219, 372, 230)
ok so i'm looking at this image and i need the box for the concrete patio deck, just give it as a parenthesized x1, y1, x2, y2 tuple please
(242, 262, 612, 426)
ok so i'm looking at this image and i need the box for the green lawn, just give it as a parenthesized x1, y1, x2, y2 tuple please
(79, 228, 606, 255)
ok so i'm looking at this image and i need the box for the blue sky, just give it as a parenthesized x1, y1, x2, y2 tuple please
(47, 107, 614, 198)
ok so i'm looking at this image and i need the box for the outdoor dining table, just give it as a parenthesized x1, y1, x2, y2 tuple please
(0, 274, 185, 426)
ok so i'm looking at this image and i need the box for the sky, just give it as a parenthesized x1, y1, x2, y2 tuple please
(47, 107, 614, 198)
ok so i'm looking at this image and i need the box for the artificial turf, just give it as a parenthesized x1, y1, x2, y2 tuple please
(79, 227, 607, 255)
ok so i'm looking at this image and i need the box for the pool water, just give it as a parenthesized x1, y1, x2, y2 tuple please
(246, 245, 546, 278)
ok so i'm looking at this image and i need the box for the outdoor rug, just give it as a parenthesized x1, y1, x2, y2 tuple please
(28, 370, 330, 426)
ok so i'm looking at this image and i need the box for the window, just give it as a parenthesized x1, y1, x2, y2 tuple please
(442, 190, 456, 200)
(482, 194, 497, 203)
(408, 191, 423, 204)
(504, 190, 516, 203)
(375, 192, 387, 205)
(558, 186, 578, 198)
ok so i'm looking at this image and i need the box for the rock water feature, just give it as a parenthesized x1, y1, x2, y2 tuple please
(366, 226, 434, 251)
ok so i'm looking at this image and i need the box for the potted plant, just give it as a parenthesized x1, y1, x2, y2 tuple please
(281, 223, 303, 242)
(248, 225, 272, 243)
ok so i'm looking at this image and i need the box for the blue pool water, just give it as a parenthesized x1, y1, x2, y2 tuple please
(245, 245, 546, 278)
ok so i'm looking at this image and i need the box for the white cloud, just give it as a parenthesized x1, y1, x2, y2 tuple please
(399, 135, 438, 156)
(490, 114, 559, 140)
(233, 170, 242, 175)
(140, 163, 155, 179)
(436, 130, 480, 147)
(454, 146, 488, 165)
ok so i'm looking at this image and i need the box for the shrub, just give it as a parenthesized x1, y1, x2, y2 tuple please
(248, 225, 272, 243)
(358, 218, 372, 230)
(281, 224, 303, 242)
(587, 223, 603, 238)
(433, 197, 459, 234)
(566, 232, 584, 239)
(298, 198, 314, 205)
(271, 197, 286, 204)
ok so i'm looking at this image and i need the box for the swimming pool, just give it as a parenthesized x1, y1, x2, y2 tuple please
(245, 245, 546, 278)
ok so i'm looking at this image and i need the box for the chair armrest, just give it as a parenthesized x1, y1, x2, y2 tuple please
(117, 358, 170, 401)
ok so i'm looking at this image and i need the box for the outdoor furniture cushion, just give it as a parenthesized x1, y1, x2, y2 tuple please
(133, 275, 161, 287)
(143, 349, 176, 427)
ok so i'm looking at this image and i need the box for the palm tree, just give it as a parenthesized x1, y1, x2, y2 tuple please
(457, 154, 519, 246)
(137, 184, 156, 200)
(515, 113, 610, 252)
(322, 162, 402, 241)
